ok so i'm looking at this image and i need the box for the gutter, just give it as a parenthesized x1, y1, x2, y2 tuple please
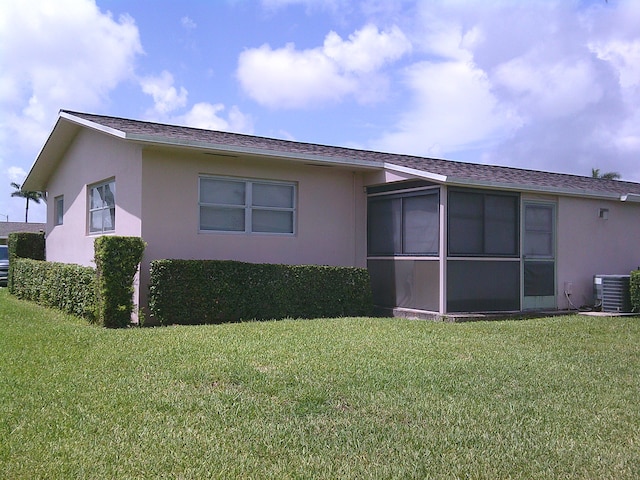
(620, 193, 640, 203)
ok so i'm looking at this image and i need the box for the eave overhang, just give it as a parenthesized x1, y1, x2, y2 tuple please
(381, 162, 631, 202)
(22, 112, 127, 192)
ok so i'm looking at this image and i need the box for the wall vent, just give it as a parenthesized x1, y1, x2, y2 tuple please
(594, 275, 632, 313)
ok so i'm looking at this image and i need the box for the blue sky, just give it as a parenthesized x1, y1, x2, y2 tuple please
(2, 0, 640, 223)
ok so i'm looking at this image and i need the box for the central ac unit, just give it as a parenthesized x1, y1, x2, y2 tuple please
(594, 275, 632, 313)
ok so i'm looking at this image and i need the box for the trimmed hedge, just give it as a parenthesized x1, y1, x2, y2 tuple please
(8, 234, 145, 327)
(94, 236, 146, 328)
(149, 259, 373, 325)
(7, 232, 45, 292)
(631, 270, 640, 313)
(10, 258, 97, 320)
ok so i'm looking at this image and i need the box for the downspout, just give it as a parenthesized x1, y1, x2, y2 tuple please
(353, 172, 358, 267)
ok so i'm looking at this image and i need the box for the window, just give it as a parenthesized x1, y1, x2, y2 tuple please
(199, 176, 295, 234)
(368, 190, 439, 256)
(524, 204, 554, 257)
(54, 195, 64, 226)
(448, 189, 519, 256)
(88, 180, 115, 233)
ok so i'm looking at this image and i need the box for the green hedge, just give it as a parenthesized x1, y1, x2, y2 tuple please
(8, 235, 145, 327)
(7, 232, 45, 292)
(149, 259, 373, 325)
(94, 236, 146, 328)
(631, 270, 640, 313)
(10, 258, 97, 320)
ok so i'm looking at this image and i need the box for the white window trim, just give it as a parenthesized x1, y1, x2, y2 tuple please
(54, 195, 64, 226)
(87, 179, 116, 235)
(199, 175, 297, 235)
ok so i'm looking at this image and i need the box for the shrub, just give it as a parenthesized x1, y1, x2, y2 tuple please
(94, 236, 146, 328)
(10, 258, 96, 320)
(631, 270, 640, 313)
(149, 259, 373, 325)
(7, 232, 45, 292)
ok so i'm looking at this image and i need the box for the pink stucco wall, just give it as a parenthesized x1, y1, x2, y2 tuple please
(137, 148, 371, 316)
(45, 129, 143, 267)
(556, 195, 640, 309)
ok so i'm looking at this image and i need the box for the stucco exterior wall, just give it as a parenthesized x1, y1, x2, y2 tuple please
(556, 196, 640, 309)
(45, 129, 143, 267)
(138, 148, 369, 315)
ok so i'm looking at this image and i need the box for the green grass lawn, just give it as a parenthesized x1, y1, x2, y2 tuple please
(1, 288, 639, 479)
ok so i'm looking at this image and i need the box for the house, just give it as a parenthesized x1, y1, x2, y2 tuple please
(0, 222, 46, 245)
(23, 110, 640, 322)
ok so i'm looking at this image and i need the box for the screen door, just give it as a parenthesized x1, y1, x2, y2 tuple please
(522, 203, 556, 310)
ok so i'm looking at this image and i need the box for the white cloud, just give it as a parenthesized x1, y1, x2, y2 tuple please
(365, 0, 640, 182)
(493, 57, 603, 120)
(323, 25, 411, 73)
(7, 166, 28, 183)
(0, 0, 142, 148)
(140, 71, 188, 115)
(175, 103, 254, 134)
(237, 43, 355, 109)
(0, 0, 142, 111)
(181, 16, 197, 30)
(374, 59, 520, 157)
(138, 72, 253, 134)
(236, 24, 411, 108)
(590, 39, 640, 90)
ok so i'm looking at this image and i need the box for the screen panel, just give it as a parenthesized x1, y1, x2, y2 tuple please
(524, 261, 555, 297)
(368, 259, 439, 311)
(447, 260, 520, 312)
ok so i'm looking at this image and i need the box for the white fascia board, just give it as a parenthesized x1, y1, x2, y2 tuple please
(620, 193, 640, 203)
(60, 111, 127, 139)
(126, 133, 384, 169)
(383, 162, 447, 182)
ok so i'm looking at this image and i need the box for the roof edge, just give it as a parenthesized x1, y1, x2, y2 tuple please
(60, 111, 127, 139)
(383, 162, 448, 183)
(445, 176, 623, 200)
(126, 132, 384, 169)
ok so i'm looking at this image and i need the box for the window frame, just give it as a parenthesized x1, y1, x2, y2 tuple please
(198, 175, 297, 235)
(367, 188, 440, 257)
(447, 188, 520, 258)
(87, 179, 116, 235)
(54, 195, 64, 226)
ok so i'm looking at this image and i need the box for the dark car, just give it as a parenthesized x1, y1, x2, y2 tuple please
(0, 245, 8, 287)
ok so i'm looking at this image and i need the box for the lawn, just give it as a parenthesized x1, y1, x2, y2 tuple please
(1, 289, 639, 479)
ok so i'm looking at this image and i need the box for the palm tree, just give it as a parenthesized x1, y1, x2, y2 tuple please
(591, 168, 621, 180)
(10, 182, 43, 223)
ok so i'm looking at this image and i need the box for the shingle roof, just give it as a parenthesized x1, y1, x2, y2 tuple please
(61, 110, 640, 198)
